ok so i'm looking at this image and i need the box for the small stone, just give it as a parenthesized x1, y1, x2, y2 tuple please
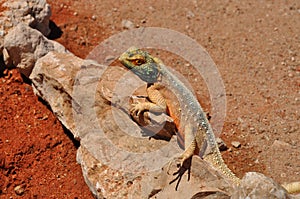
(121, 20, 134, 29)
(71, 25, 78, 31)
(249, 127, 256, 133)
(216, 138, 228, 151)
(148, 6, 155, 11)
(186, 10, 195, 19)
(231, 141, 241, 148)
(280, 173, 287, 178)
(14, 184, 26, 195)
(73, 12, 78, 16)
(237, 117, 244, 123)
(91, 15, 97, 21)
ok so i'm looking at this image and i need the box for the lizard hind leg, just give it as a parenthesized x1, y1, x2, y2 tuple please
(166, 123, 197, 172)
(166, 139, 197, 174)
(177, 123, 199, 168)
(166, 120, 202, 191)
(166, 138, 196, 190)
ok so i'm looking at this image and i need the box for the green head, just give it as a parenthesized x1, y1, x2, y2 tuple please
(119, 47, 161, 83)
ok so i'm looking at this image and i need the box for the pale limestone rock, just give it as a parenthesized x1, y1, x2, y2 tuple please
(29, 51, 298, 198)
(29, 52, 232, 197)
(0, 0, 51, 52)
(4, 23, 67, 77)
(1, 0, 51, 36)
(121, 19, 134, 29)
(30, 51, 102, 138)
(77, 145, 235, 199)
(232, 172, 293, 199)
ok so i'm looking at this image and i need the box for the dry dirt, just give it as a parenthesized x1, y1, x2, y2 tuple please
(1, 0, 299, 198)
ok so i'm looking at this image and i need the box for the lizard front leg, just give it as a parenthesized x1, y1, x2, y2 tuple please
(130, 83, 166, 116)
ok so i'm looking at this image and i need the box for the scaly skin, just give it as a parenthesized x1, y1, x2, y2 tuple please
(119, 47, 239, 184)
(119, 47, 300, 194)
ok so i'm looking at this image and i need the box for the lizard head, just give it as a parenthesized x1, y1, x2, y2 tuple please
(119, 47, 161, 83)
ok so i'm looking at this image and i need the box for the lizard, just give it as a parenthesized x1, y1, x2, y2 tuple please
(118, 46, 300, 194)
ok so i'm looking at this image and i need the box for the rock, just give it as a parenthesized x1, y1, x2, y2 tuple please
(14, 184, 26, 196)
(216, 137, 228, 151)
(30, 51, 237, 198)
(27, 46, 299, 198)
(2, 0, 51, 36)
(30, 51, 101, 138)
(3, 23, 68, 77)
(77, 145, 235, 199)
(232, 172, 292, 199)
(186, 10, 195, 19)
(231, 141, 241, 148)
(0, 0, 51, 53)
(121, 19, 134, 29)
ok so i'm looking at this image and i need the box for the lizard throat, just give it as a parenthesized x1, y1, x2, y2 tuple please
(131, 63, 160, 83)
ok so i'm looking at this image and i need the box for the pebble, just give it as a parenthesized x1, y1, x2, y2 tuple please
(291, 57, 295, 62)
(216, 138, 228, 151)
(249, 127, 256, 133)
(121, 20, 134, 29)
(231, 141, 241, 148)
(14, 184, 26, 195)
(186, 10, 195, 19)
(91, 15, 97, 21)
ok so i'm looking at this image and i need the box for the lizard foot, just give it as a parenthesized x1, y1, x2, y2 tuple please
(130, 101, 146, 116)
(167, 156, 192, 191)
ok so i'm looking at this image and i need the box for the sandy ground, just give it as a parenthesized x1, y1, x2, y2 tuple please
(1, 0, 299, 198)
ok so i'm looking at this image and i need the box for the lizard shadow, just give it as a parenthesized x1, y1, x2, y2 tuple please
(169, 156, 193, 191)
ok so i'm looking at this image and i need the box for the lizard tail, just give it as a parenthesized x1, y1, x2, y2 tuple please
(203, 151, 240, 186)
(282, 181, 300, 194)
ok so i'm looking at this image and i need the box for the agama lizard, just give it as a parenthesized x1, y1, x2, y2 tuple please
(119, 47, 300, 194)
(119, 47, 239, 184)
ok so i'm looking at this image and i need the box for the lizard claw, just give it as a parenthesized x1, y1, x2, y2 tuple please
(166, 156, 183, 175)
(166, 155, 192, 191)
(130, 101, 145, 116)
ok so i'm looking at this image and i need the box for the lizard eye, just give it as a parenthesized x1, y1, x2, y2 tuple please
(133, 59, 145, 66)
